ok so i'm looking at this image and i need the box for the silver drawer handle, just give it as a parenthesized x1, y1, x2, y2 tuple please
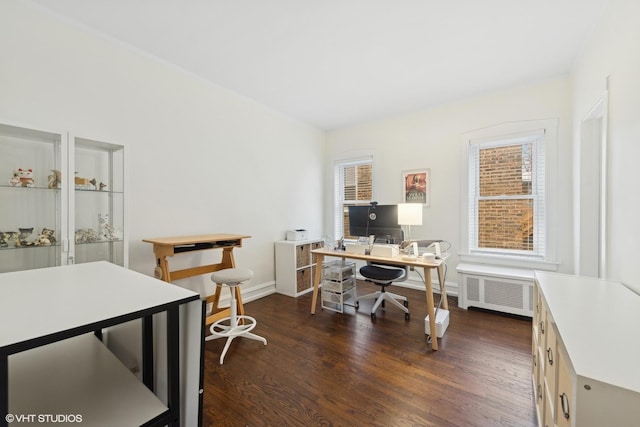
(560, 392, 570, 419)
(537, 384, 542, 400)
(546, 347, 554, 365)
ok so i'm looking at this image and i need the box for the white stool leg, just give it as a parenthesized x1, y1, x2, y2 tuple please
(242, 332, 267, 345)
(219, 335, 235, 365)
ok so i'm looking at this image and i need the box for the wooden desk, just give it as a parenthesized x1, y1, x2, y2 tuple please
(142, 234, 251, 326)
(310, 248, 448, 350)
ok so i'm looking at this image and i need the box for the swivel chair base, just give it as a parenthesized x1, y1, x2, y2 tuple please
(357, 289, 410, 320)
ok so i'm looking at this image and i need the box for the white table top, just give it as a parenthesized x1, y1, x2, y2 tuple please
(0, 261, 199, 350)
(535, 271, 640, 393)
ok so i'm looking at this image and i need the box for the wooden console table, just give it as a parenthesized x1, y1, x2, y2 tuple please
(143, 234, 251, 326)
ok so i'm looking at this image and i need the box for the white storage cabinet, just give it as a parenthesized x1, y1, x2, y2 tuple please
(275, 238, 323, 297)
(532, 271, 640, 427)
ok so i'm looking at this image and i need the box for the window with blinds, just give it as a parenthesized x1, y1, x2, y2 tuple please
(468, 131, 545, 257)
(334, 158, 373, 240)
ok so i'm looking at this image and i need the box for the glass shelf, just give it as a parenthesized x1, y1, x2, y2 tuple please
(75, 239, 123, 245)
(0, 184, 60, 191)
(0, 244, 61, 251)
(74, 188, 124, 194)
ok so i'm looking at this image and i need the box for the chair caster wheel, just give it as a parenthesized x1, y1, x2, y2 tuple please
(355, 301, 360, 309)
(381, 300, 385, 308)
(405, 312, 410, 321)
(371, 312, 376, 320)
(403, 300, 409, 308)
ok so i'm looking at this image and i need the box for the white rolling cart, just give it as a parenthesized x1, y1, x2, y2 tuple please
(321, 260, 357, 313)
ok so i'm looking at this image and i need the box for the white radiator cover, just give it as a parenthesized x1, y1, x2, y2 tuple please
(457, 263, 534, 317)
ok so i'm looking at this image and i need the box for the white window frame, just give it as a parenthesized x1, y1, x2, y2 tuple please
(333, 155, 374, 242)
(469, 131, 545, 257)
(460, 119, 558, 269)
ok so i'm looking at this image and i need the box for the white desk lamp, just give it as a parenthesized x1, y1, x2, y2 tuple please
(398, 203, 422, 255)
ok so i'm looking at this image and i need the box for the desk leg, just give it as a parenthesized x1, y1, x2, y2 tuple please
(235, 287, 245, 318)
(166, 306, 180, 427)
(157, 255, 172, 282)
(310, 253, 324, 314)
(437, 264, 448, 310)
(423, 267, 439, 351)
(221, 247, 236, 268)
(142, 315, 154, 391)
(208, 285, 223, 313)
(1, 353, 7, 427)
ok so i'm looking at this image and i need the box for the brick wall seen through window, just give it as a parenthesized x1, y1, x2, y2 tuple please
(478, 144, 534, 251)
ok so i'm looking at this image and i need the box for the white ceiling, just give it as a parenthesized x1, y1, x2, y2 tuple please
(30, 0, 609, 130)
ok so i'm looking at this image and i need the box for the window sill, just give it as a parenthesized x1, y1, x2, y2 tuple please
(458, 252, 559, 272)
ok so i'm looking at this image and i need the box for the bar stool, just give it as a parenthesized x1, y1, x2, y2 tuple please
(205, 267, 267, 364)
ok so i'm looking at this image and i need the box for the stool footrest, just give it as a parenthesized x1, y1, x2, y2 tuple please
(208, 315, 258, 338)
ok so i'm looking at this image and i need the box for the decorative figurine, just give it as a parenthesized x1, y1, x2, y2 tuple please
(16, 227, 33, 246)
(35, 228, 56, 246)
(17, 168, 35, 187)
(99, 182, 107, 191)
(9, 171, 20, 187)
(98, 213, 116, 240)
(0, 232, 8, 247)
(47, 170, 61, 189)
(74, 172, 91, 189)
(89, 178, 97, 189)
(3, 231, 18, 247)
(75, 228, 98, 244)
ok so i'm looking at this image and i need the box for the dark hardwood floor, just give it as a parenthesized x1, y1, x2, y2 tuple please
(202, 281, 537, 427)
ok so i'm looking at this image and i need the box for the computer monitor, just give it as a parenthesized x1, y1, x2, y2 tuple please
(348, 204, 403, 243)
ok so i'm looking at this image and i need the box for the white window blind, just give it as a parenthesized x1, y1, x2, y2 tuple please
(333, 157, 373, 241)
(468, 131, 545, 257)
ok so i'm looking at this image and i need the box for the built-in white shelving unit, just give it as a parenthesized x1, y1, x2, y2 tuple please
(0, 121, 127, 272)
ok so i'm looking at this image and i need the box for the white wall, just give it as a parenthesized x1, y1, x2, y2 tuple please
(0, 2, 325, 297)
(326, 77, 574, 286)
(572, 0, 640, 293)
(1, 3, 325, 425)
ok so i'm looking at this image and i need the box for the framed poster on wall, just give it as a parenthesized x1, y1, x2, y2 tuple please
(402, 169, 430, 206)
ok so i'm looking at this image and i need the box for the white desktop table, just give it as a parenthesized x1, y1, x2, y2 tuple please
(310, 248, 448, 350)
(0, 261, 200, 427)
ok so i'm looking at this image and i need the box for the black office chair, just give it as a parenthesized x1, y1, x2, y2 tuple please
(356, 262, 410, 320)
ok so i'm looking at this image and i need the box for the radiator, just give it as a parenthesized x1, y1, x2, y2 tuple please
(457, 263, 534, 317)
